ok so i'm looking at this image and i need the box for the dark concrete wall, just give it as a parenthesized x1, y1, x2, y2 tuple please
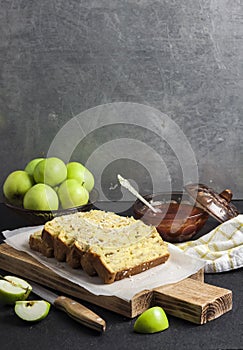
(1, 0, 242, 199)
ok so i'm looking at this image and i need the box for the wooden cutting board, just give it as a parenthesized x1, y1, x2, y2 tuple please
(0, 243, 232, 324)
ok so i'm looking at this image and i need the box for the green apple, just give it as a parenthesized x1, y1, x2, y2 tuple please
(33, 157, 67, 187)
(23, 183, 59, 211)
(66, 162, 94, 192)
(15, 300, 51, 322)
(58, 179, 89, 209)
(134, 307, 169, 334)
(0, 276, 32, 305)
(3, 170, 34, 206)
(24, 158, 44, 176)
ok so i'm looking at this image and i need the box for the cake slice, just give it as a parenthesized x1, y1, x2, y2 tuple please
(29, 231, 54, 258)
(74, 223, 169, 283)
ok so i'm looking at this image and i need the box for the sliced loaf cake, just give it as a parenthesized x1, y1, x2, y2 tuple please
(29, 210, 170, 284)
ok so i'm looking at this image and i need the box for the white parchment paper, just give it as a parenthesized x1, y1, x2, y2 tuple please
(3, 226, 205, 301)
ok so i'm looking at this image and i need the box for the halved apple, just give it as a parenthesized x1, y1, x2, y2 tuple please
(0, 276, 32, 305)
(14, 300, 51, 322)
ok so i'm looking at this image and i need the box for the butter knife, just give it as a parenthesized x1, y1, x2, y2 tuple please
(31, 281, 106, 332)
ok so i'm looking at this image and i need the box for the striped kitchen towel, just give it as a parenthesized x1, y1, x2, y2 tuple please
(176, 214, 243, 273)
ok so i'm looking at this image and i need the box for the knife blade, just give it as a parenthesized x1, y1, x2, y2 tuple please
(30, 281, 106, 332)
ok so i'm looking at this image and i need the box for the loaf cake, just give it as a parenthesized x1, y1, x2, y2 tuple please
(29, 210, 170, 284)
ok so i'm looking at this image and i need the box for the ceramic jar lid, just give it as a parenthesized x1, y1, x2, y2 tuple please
(184, 183, 239, 223)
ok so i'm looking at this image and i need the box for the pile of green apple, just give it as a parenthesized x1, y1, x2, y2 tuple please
(3, 157, 95, 211)
(0, 275, 50, 322)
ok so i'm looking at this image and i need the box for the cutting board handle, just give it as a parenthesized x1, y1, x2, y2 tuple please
(153, 278, 232, 324)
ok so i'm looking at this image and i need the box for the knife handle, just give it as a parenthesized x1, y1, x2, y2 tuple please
(54, 296, 106, 332)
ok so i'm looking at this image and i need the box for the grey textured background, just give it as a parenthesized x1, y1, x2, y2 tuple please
(0, 0, 243, 200)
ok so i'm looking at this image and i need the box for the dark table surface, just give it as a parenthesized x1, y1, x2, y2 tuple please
(0, 201, 243, 350)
